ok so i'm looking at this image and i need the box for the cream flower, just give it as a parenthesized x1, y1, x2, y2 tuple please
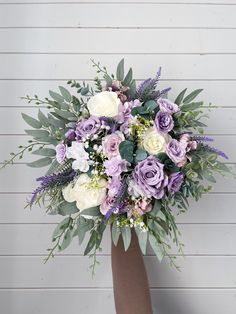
(87, 91, 121, 118)
(141, 126, 171, 155)
(62, 174, 107, 211)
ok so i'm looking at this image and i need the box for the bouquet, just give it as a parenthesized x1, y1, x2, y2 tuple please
(2, 59, 235, 276)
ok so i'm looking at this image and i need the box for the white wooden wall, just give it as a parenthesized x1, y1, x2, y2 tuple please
(0, 1, 236, 313)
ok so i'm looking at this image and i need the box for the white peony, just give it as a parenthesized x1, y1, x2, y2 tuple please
(66, 142, 90, 172)
(87, 91, 121, 118)
(141, 126, 171, 155)
(62, 174, 108, 211)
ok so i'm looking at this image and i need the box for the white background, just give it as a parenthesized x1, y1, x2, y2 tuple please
(0, 1, 236, 313)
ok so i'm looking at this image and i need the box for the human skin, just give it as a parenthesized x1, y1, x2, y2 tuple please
(110, 226, 153, 314)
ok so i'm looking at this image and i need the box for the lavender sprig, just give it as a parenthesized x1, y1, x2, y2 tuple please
(193, 135, 214, 142)
(30, 170, 77, 205)
(202, 144, 229, 160)
(104, 179, 128, 222)
(136, 67, 171, 101)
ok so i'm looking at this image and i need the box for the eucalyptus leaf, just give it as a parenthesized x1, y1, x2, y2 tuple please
(59, 228, 74, 251)
(81, 206, 101, 217)
(32, 148, 56, 157)
(52, 217, 71, 240)
(121, 226, 131, 251)
(46, 159, 60, 175)
(27, 157, 52, 168)
(59, 86, 72, 102)
(84, 230, 96, 255)
(21, 113, 42, 129)
(112, 222, 121, 246)
(25, 129, 49, 138)
(135, 226, 148, 255)
(49, 90, 65, 104)
(57, 201, 79, 216)
(149, 234, 164, 262)
(149, 200, 162, 217)
(77, 216, 94, 245)
(116, 58, 124, 81)
(38, 110, 50, 127)
(54, 109, 76, 120)
(119, 140, 134, 163)
(181, 102, 203, 112)
(135, 148, 147, 163)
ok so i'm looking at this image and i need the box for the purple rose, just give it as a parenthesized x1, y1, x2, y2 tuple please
(133, 155, 168, 199)
(166, 139, 187, 167)
(102, 131, 124, 159)
(55, 143, 66, 164)
(104, 156, 129, 177)
(100, 196, 118, 215)
(65, 129, 76, 141)
(168, 172, 184, 193)
(75, 116, 101, 140)
(158, 98, 179, 114)
(155, 111, 174, 133)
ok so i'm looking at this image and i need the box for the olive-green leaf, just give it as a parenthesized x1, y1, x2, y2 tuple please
(21, 113, 42, 129)
(121, 226, 131, 251)
(59, 228, 74, 251)
(84, 230, 96, 255)
(59, 86, 72, 102)
(27, 157, 52, 168)
(116, 58, 124, 81)
(123, 67, 133, 85)
(174, 88, 187, 105)
(38, 110, 50, 127)
(135, 148, 148, 163)
(81, 206, 101, 217)
(32, 148, 56, 157)
(183, 89, 203, 104)
(77, 216, 94, 245)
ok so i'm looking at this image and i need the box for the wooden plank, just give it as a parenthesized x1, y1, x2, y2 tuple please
(1, 29, 236, 53)
(0, 256, 236, 288)
(1, 0, 235, 4)
(0, 223, 236, 255)
(0, 107, 236, 135)
(1, 54, 236, 80)
(0, 289, 235, 314)
(0, 3, 236, 28)
(0, 80, 236, 108)
(0, 163, 235, 193)
(1, 193, 236, 223)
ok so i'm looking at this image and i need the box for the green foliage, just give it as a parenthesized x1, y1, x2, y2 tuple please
(134, 148, 148, 163)
(57, 201, 79, 216)
(135, 226, 148, 255)
(27, 157, 52, 168)
(22, 113, 42, 129)
(121, 225, 131, 251)
(119, 140, 134, 163)
(149, 234, 164, 262)
(116, 58, 124, 81)
(111, 222, 121, 246)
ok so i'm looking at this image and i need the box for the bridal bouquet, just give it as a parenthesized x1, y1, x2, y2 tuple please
(2, 59, 234, 275)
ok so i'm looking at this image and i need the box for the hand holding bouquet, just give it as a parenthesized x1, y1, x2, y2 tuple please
(2, 59, 234, 275)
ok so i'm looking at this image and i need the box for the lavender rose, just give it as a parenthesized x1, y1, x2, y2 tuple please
(100, 196, 118, 215)
(168, 172, 184, 193)
(117, 99, 141, 124)
(75, 116, 101, 140)
(102, 131, 124, 159)
(55, 143, 66, 164)
(158, 98, 179, 114)
(166, 139, 187, 167)
(104, 156, 129, 177)
(155, 111, 174, 133)
(133, 155, 168, 199)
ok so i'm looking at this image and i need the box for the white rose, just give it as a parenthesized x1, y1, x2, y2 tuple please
(66, 142, 89, 172)
(141, 126, 171, 155)
(87, 91, 121, 117)
(62, 174, 108, 211)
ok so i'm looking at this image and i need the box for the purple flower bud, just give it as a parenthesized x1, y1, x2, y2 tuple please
(55, 143, 66, 164)
(65, 129, 76, 141)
